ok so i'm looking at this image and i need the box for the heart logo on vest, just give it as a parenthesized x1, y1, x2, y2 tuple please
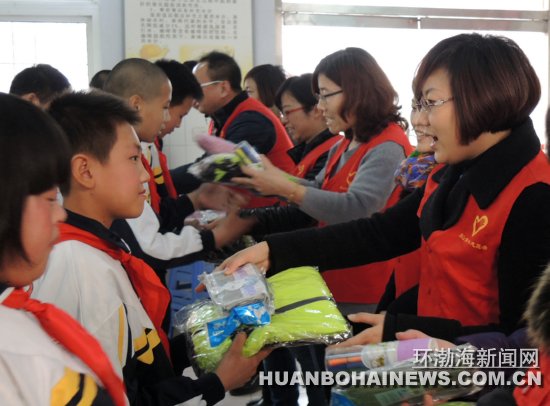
(472, 215, 489, 236)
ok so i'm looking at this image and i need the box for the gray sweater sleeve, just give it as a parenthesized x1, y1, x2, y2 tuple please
(299, 141, 406, 225)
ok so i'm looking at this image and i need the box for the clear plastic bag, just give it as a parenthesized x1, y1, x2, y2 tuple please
(172, 300, 232, 375)
(188, 152, 245, 183)
(330, 344, 481, 406)
(174, 266, 352, 375)
(241, 266, 352, 356)
(184, 210, 226, 227)
(199, 263, 273, 313)
(187, 141, 263, 184)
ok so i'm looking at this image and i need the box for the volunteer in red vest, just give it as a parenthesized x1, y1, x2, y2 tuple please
(233, 49, 412, 311)
(277, 73, 341, 181)
(192, 51, 295, 208)
(220, 33, 550, 345)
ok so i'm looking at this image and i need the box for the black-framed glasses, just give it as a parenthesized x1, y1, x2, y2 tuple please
(418, 97, 454, 112)
(315, 89, 343, 103)
(280, 106, 305, 119)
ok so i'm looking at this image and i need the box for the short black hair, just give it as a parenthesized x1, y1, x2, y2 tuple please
(183, 60, 198, 71)
(104, 58, 168, 100)
(89, 69, 111, 90)
(0, 93, 70, 264)
(244, 64, 286, 108)
(48, 91, 141, 194)
(413, 33, 540, 145)
(198, 51, 242, 92)
(155, 59, 202, 105)
(275, 73, 317, 114)
(9, 64, 71, 105)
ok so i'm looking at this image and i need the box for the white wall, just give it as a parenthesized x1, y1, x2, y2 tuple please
(95, 0, 279, 70)
(97, 0, 124, 70)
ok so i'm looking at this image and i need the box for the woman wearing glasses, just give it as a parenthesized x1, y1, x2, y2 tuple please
(235, 47, 412, 311)
(224, 33, 550, 345)
(276, 73, 341, 181)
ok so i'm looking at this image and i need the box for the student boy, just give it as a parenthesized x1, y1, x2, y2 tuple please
(103, 58, 248, 276)
(153, 59, 202, 199)
(9, 64, 71, 108)
(33, 91, 268, 405)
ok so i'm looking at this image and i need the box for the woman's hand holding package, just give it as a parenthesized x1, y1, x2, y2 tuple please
(211, 211, 256, 249)
(220, 241, 271, 275)
(232, 155, 305, 202)
(331, 313, 385, 347)
(188, 183, 249, 211)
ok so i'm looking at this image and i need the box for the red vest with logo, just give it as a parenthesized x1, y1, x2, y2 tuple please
(321, 123, 412, 303)
(293, 135, 341, 179)
(416, 151, 550, 325)
(216, 97, 295, 208)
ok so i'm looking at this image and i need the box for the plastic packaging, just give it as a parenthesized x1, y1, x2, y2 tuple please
(188, 152, 245, 183)
(330, 344, 481, 406)
(199, 263, 273, 312)
(239, 266, 352, 356)
(326, 338, 438, 372)
(172, 300, 232, 375)
(188, 140, 263, 184)
(184, 210, 226, 227)
(174, 266, 352, 375)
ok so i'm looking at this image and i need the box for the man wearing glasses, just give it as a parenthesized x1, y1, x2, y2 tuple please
(171, 51, 295, 208)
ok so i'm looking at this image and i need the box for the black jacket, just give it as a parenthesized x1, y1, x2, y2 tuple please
(265, 119, 550, 342)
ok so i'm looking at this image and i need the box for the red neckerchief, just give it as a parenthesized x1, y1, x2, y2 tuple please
(3, 287, 127, 406)
(58, 223, 171, 357)
(141, 155, 161, 214)
(154, 137, 177, 198)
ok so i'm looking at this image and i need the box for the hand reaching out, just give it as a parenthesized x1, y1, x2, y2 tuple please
(232, 155, 303, 202)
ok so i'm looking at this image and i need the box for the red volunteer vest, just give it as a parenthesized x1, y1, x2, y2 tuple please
(141, 154, 161, 214)
(154, 137, 178, 198)
(293, 135, 341, 179)
(416, 152, 550, 325)
(57, 223, 171, 356)
(514, 350, 550, 405)
(320, 123, 412, 303)
(216, 97, 295, 208)
(389, 163, 444, 298)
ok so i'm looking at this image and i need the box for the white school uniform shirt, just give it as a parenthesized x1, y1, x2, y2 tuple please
(32, 240, 160, 378)
(0, 287, 110, 405)
(127, 141, 203, 260)
(126, 202, 204, 260)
